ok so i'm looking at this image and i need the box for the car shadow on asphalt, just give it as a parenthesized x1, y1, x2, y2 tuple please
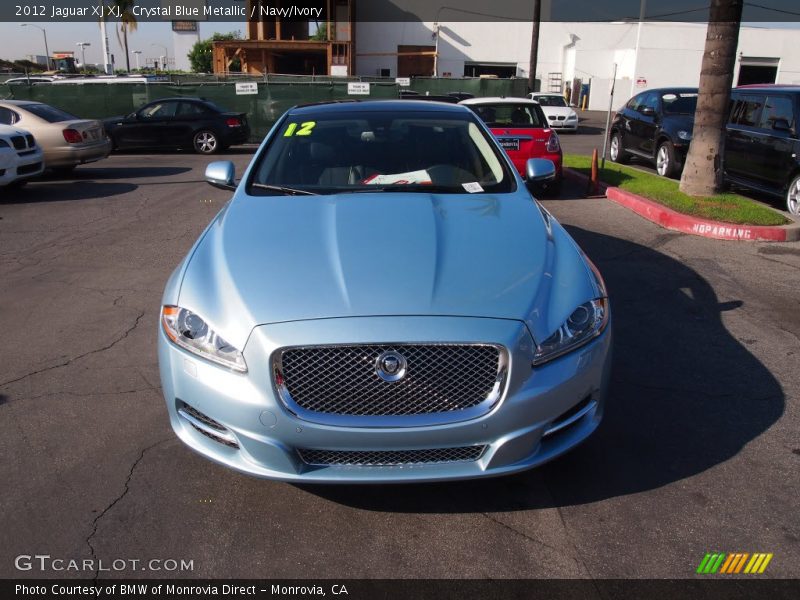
(110, 146, 257, 157)
(41, 166, 192, 181)
(0, 181, 138, 204)
(298, 226, 784, 511)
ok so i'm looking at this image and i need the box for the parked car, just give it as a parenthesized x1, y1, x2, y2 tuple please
(461, 97, 562, 194)
(609, 87, 698, 177)
(157, 100, 611, 483)
(0, 100, 111, 174)
(725, 85, 800, 215)
(3, 76, 59, 85)
(104, 97, 250, 154)
(529, 93, 579, 132)
(0, 124, 44, 188)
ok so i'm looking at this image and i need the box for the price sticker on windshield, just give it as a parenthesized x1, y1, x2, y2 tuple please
(284, 122, 316, 137)
(462, 182, 484, 193)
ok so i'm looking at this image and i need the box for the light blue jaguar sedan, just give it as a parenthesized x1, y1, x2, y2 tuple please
(158, 100, 611, 483)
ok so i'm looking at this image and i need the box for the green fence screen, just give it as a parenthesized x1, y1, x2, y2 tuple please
(0, 77, 528, 142)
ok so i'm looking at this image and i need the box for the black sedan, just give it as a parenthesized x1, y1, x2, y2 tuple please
(104, 97, 250, 154)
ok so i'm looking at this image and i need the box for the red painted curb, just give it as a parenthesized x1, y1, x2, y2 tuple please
(563, 167, 799, 242)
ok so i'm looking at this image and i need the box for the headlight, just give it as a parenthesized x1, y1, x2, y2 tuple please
(532, 298, 609, 366)
(161, 306, 247, 372)
(567, 113, 578, 120)
(0, 139, 9, 148)
(677, 130, 692, 141)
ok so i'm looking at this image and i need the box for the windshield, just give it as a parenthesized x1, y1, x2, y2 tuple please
(467, 103, 546, 129)
(22, 103, 78, 123)
(535, 95, 568, 107)
(661, 92, 698, 115)
(248, 111, 514, 195)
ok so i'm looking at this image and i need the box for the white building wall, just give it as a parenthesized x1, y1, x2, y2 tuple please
(172, 29, 200, 72)
(356, 21, 800, 108)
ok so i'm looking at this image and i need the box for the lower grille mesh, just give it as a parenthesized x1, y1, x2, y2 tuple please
(298, 446, 486, 467)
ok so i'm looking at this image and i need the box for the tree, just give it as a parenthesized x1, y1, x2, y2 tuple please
(678, 0, 743, 197)
(102, 1, 138, 73)
(188, 32, 242, 74)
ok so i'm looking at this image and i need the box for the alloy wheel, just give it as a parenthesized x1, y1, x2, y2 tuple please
(194, 132, 218, 154)
(788, 177, 800, 216)
(656, 146, 669, 176)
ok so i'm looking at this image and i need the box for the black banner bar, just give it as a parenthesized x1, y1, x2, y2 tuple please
(3, 1, 800, 23)
(4, 579, 800, 600)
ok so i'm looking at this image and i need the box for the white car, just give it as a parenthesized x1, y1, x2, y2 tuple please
(528, 93, 579, 132)
(0, 124, 44, 188)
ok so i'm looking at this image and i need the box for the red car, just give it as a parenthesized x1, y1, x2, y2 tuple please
(461, 97, 563, 194)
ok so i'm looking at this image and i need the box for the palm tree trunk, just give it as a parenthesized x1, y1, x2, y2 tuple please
(678, 0, 743, 197)
(123, 25, 130, 72)
(528, 0, 541, 93)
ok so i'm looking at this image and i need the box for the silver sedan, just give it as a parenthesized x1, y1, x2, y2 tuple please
(0, 100, 111, 173)
(158, 100, 612, 483)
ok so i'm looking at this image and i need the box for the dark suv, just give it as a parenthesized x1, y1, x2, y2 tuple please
(725, 86, 800, 215)
(609, 87, 698, 177)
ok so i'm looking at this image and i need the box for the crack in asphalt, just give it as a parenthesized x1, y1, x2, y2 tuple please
(0, 310, 147, 389)
(86, 438, 171, 582)
(9, 386, 161, 403)
(479, 511, 583, 570)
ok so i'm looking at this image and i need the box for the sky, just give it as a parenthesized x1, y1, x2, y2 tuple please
(0, 20, 798, 69)
(0, 20, 242, 67)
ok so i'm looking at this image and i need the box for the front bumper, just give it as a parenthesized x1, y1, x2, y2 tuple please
(550, 123, 578, 131)
(158, 316, 611, 483)
(0, 147, 45, 186)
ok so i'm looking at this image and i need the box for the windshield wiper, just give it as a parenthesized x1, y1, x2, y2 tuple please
(251, 183, 318, 196)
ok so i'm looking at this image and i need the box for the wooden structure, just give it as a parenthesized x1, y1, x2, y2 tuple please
(212, 0, 355, 76)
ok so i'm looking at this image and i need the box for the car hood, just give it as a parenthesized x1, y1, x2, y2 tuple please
(540, 106, 576, 118)
(176, 192, 600, 349)
(0, 124, 31, 138)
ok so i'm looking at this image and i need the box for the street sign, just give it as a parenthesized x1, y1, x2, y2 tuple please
(235, 82, 258, 95)
(347, 82, 371, 95)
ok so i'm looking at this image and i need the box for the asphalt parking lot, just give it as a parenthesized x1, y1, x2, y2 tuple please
(1, 149, 799, 580)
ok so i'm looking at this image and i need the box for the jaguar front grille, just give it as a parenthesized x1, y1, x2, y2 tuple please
(275, 343, 506, 418)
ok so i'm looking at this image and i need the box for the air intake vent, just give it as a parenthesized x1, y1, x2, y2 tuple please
(298, 446, 487, 467)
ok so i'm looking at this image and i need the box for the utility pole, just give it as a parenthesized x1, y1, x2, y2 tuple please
(630, 0, 647, 98)
(99, 1, 112, 74)
(528, 0, 541, 93)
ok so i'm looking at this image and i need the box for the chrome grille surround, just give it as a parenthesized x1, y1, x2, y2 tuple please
(274, 343, 508, 427)
(298, 445, 487, 467)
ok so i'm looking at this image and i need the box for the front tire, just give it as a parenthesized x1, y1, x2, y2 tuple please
(787, 174, 800, 216)
(656, 141, 679, 178)
(609, 132, 629, 164)
(193, 130, 219, 155)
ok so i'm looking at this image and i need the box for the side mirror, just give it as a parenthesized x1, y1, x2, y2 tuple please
(205, 161, 236, 190)
(772, 118, 791, 132)
(526, 158, 556, 182)
(640, 106, 656, 117)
